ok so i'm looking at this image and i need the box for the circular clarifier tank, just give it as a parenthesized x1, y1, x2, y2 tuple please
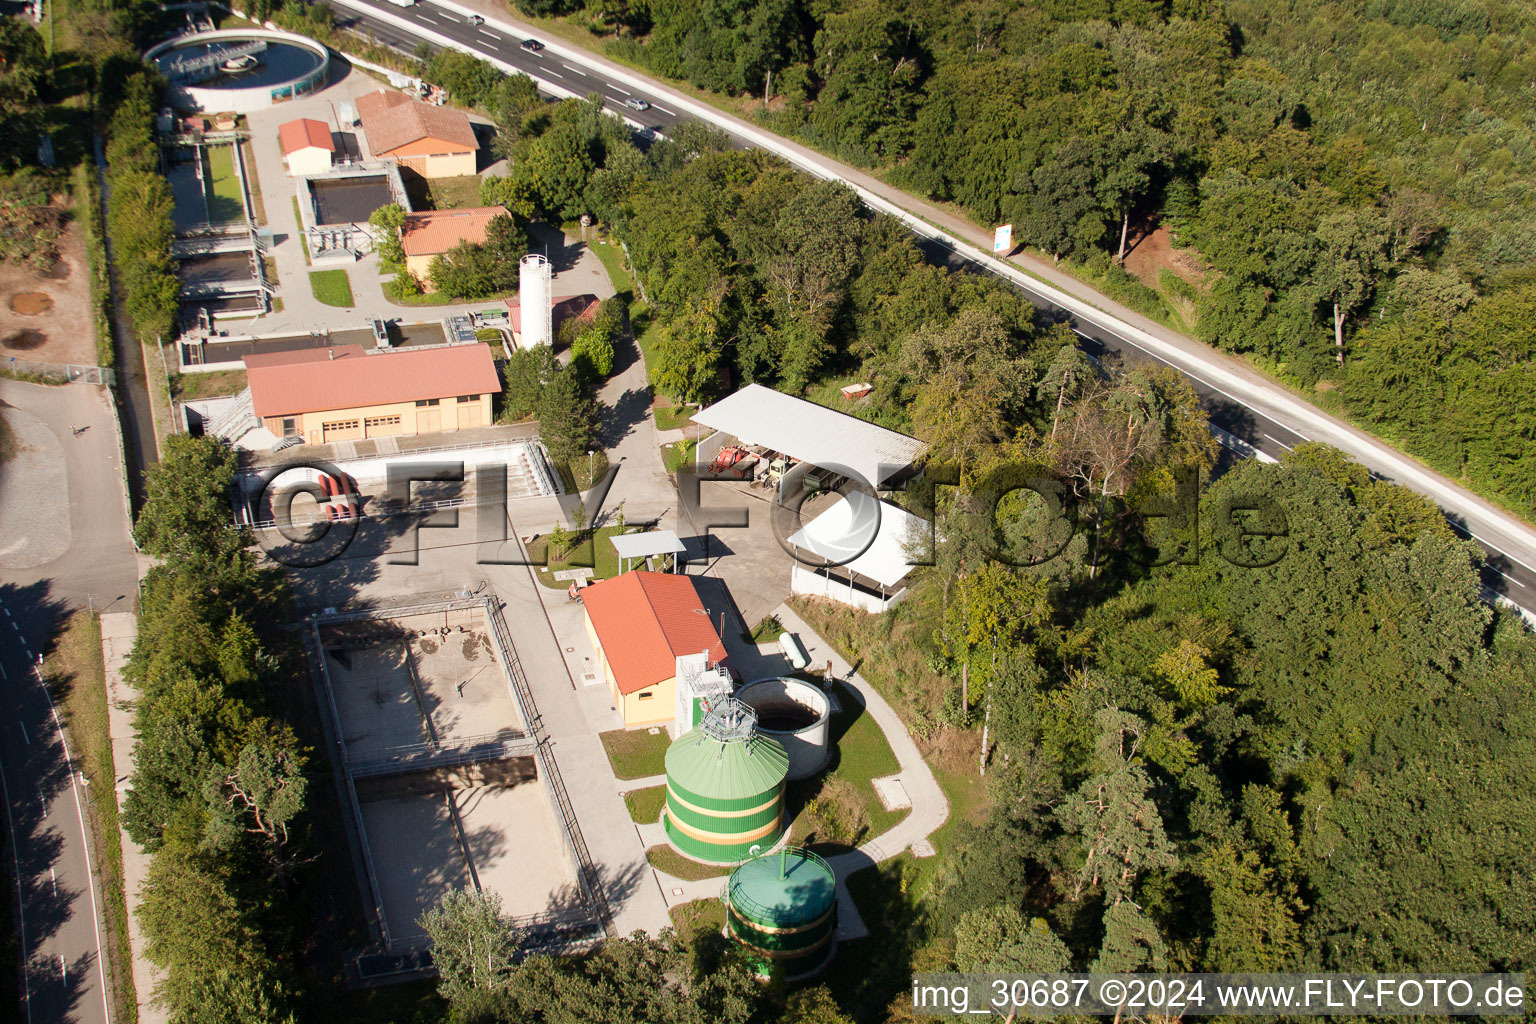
(146, 30, 330, 113)
(735, 678, 831, 781)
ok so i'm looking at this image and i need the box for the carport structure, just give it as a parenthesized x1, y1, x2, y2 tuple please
(690, 384, 928, 493)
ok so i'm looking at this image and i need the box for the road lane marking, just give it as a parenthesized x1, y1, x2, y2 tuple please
(1262, 433, 1295, 451)
(652, 103, 676, 115)
(562, 63, 587, 76)
(1485, 566, 1526, 588)
(0, 661, 6, 680)
(544, 68, 563, 78)
(0, 756, 33, 1023)
(18, 722, 26, 744)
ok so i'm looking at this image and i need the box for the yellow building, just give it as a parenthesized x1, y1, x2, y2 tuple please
(580, 571, 728, 729)
(401, 206, 510, 293)
(356, 88, 479, 179)
(244, 343, 499, 445)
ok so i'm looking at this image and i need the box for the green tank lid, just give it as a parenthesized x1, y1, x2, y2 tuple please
(665, 729, 789, 805)
(728, 847, 836, 928)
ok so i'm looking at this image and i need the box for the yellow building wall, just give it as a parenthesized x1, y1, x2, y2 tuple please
(261, 393, 491, 443)
(405, 252, 436, 289)
(390, 149, 477, 179)
(583, 611, 677, 728)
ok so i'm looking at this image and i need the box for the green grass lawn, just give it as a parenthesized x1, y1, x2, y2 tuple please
(646, 844, 730, 881)
(653, 404, 693, 431)
(526, 523, 626, 588)
(623, 784, 667, 824)
(599, 727, 670, 779)
(661, 439, 697, 473)
(291, 196, 311, 265)
(172, 368, 247, 401)
(240, 140, 267, 224)
(668, 897, 726, 940)
(785, 679, 908, 852)
(748, 615, 783, 644)
(587, 236, 634, 297)
(205, 145, 245, 225)
(426, 174, 482, 210)
(310, 269, 355, 308)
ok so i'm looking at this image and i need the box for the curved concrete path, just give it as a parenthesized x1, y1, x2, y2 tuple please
(650, 603, 949, 938)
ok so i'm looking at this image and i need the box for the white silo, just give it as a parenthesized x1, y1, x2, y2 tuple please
(518, 253, 552, 350)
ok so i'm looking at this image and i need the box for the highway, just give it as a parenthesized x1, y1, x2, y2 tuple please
(328, 0, 1536, 619)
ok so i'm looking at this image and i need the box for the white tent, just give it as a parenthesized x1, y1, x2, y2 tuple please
(785, 491, 927, 612)
(691, 384, 926, 488)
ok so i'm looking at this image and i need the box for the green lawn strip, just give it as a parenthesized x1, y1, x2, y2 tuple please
(309, 269, 355, 308)
(426, 174, 483, 210)
(785, 680, 908, 851)
(623, 784, 667, 824)
(291, 197, 311, 264)
(668, 897, 726, 940)
(587, 236, 634, 297)
(239, 140, 267, 224)
(599, 727, 670, 779)
(652, 404, 693, 431)
(646, 844, 730, 881)
(205, 145, 245, 225)
(44, 612, 137, 1024)
(748, 615, 782, 644)
(0, 413, 16, 464)
(525, 523, 625, 588)
(661, 439, 697, 473)
(173, 368, 247, 402)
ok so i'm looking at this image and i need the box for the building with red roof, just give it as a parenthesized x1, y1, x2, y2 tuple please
(401, 206, 509, 291)
(278, 118, 335, 176)
(580, 570, 727, 727)
(243, 343, 500, 444)
(356, 88, 478, 179)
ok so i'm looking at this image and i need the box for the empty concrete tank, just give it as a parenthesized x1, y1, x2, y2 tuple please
(726, 846, 837, 979)
(735, 678, 831, 781)
(664, 700, 790, 864)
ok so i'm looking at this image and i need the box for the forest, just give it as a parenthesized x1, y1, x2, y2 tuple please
(379, 55, 1535, 1023)
(519, 0, 1536, 518)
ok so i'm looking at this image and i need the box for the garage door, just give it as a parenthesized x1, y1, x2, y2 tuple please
(364, 414, 404, 437)
(322, 418, 362, 443)
(457, 404, 483, 429)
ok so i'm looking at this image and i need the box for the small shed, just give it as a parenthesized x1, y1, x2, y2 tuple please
(785, 490, 927, 613)
(278, 117, 335, 177)
(610, 529, 686, 574)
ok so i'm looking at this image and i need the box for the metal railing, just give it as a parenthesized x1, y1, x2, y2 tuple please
(206, 386, 257, 440)
(0, 358, 115, 386)
(726, 847, 835, 924)
(482, 595, 614, 936)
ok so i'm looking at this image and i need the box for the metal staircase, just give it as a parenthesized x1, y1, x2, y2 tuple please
(207, 386, 258, 440)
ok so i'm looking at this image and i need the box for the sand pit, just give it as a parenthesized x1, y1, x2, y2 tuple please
(9, 292, 53, 316)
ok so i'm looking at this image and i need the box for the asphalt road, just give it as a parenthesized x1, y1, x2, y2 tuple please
(326, 0, 1536, 618)
(0, 380, 138, 1024)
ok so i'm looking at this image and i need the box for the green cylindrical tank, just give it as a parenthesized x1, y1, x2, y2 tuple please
(664, 722, 789, 864)
(726, 847, 837, 979)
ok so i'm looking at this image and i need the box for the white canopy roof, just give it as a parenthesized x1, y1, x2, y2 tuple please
(610, 529, 687, 560)
(786, 491, 927, 589)
(691, 384, 927, 487)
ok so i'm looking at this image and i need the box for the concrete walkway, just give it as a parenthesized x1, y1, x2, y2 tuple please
(99, 611, 166, 1024)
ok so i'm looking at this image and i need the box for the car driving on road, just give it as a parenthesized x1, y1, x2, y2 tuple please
(466, 13, 484, 25)
(624, 97, 650, 111)
(521, 38, 543, 52)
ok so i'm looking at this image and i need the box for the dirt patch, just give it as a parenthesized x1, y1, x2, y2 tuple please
(2, 329, 47, 351)
(9, 292, 53, 316)
(1122, 224, 1208, 289)
(0, 218, 95, 365)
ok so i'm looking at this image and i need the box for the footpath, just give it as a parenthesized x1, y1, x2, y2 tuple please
(638, 603, 950, 941)
(99, 610, 166, 1024)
